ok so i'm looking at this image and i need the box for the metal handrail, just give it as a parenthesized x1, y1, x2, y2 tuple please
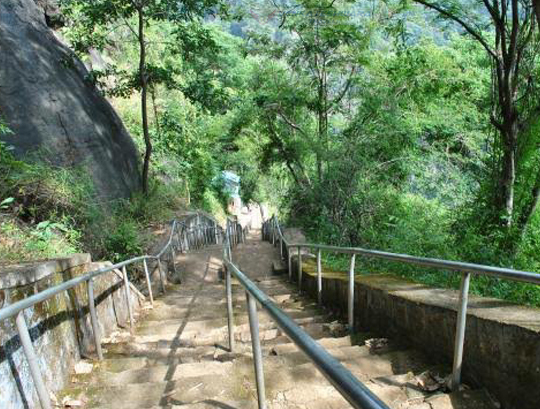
(0, 211, 222, 409)
(266, 215, 540, 391)
(223, 219, 390, 409)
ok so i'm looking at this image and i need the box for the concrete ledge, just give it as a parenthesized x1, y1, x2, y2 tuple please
(0, 253, 91, 289)
(293, 256, 540, 409)
(0, 254, 143, 409)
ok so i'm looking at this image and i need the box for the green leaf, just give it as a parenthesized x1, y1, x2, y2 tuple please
(0, 197, 15, 207)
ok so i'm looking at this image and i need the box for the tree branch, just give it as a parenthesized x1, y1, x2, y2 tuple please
(329, 65, 357, 112)
(413, 0, 498, 60)
(272, 107, 308, 136)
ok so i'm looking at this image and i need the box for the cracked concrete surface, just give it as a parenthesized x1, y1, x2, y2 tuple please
(60, 229, 499, 409)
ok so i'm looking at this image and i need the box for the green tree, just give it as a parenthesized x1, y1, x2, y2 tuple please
(242, 0, 371, 189)
(410, 0, 540, 241)
(60, 0, 222, 194)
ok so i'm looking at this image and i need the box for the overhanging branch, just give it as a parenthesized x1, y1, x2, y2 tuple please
(413, 0, 498, 60)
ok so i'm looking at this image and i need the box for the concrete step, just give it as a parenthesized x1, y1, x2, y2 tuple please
(103, 336, 353, 361)
(88, 345, 385, 386)
(163, 280, 296, 295)
(71, 343, 441, 408)
(143, 303, 324, 322)
(268, 335, 352, 354)
(62, 364, 353, 408)
(146, 297, 318, 319)
(144, 398, 349, 409)
(130, 321, 333, 345)
(156, 290, 298, 307)
(100, 344, 363, 374)
(66, 368, 498, 409)
(137, 312, 328, 334)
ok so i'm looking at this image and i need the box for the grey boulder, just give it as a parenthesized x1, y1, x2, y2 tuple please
(0, 0, 141, 200)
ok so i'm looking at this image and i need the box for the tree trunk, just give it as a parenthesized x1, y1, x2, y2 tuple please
(498, 129, 516, 227)
(534, 0, 540, 31)
(494, 49, 519, 229)
(138, 7, 151, 195)
(317, 76, 324, 183)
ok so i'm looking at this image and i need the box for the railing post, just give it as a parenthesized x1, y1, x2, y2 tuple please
(451, 272, 471, 390)
(122, 266, 135, 331)
(171, 246, 179, 282)
(16, 312, 52, 409)
(176, 229, 182, 252)
(348, 254, 356, 331)
(228, 230, 233, 263)
(298, 246, 303, 291)
(157, 257, 166, 294)
(143, 258, 154, 306)
(317, 249, 322, 305)
(288, 246, 293, 283)
(196, 214, 200, 246)
(183, 229, 188, 252)
(226, 267, 235, 352)
(246, 292, 267, 409)
(279, 235, 283, 260)
(87, 278, 103, 360)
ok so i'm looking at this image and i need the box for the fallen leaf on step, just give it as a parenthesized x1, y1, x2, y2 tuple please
(101, 330, 120, 343)
(365, 338, 389, 354)
(74, 361, 93, 374)
(162, 389, 177, 398)
(63, 400, 84, 407)
(323, 320, 347, 336)
(62, 396, 85, 407)
(414, 371, 448, 392)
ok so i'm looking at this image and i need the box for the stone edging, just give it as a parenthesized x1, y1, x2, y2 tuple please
(0, 253, 91, 290)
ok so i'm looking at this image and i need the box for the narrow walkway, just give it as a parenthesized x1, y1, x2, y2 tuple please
(61, 230, 498, 408)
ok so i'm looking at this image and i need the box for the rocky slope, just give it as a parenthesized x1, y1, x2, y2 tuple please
(0, 0, 140, 200)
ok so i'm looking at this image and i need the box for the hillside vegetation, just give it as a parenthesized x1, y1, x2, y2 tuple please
(2, 0, 540, 306)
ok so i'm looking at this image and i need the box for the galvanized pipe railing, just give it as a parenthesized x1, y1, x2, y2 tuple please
(265, 215, 540, 390)
(0, 212, 222, 409)
(223, 220, 390, 409)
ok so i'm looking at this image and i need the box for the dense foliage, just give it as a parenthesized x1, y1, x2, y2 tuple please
(2, 0, 540, 306)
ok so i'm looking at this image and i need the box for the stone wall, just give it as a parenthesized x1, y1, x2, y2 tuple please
(0, 254, 144, 409)
(288, 254, 540, 409)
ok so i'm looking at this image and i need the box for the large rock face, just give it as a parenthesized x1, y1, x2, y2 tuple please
(0, 0, 141, 200)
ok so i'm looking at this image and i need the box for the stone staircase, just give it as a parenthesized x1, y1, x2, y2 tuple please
(60, 232, 499, 409)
